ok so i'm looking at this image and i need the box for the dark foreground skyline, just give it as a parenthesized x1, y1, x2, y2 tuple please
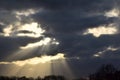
(0, 64, 120, 80)
(0, 0, 120, 78)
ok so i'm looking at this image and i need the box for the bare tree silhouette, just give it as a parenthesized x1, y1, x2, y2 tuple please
(89, 64, 118, 80)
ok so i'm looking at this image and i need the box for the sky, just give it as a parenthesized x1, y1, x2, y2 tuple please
(0, 0, 120, 79)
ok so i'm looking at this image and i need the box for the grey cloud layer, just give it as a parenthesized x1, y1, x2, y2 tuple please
(0, 0, 120, 61)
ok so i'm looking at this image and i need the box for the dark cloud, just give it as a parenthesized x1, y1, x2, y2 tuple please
(0, 0, 120, 58)
(53, 34, 120, 58)
(0, 0, 116, 10)
(0, 0, 120, 78)
(0, 25, 4, 33)
(33, 11, 116, 33)
(0, 36, 42, 61)
(0, 0, 119, 59)
(18, 30, 36, 34)
(30, 0, 119, 34)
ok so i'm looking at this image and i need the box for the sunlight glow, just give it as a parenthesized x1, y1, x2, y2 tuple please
(13, 9, 43, 21)
(20, 37, 51, 49)
(17, 22, 45, 38)
(83, 24, 118, 37)
(107, 46, 119, 51)
(0, 53, 74, 78)
(93, 46, 120, 57)
(2, 22, 45, 38)
(13, 9, 41, 17)
(20, 37, 59, 49)
(0, 53, 65, 66)
(0, 8, 73, 78)
(93, 54, 101, 57)
(3, 25, 13, 36)
(42, 37, 51, 45)
(104, 8, 119, 17)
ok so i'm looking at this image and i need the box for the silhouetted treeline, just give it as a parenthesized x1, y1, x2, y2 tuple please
(1, 64, 120, 80)
(89, 64, 120, 80)
(0, 75, 66, 80)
